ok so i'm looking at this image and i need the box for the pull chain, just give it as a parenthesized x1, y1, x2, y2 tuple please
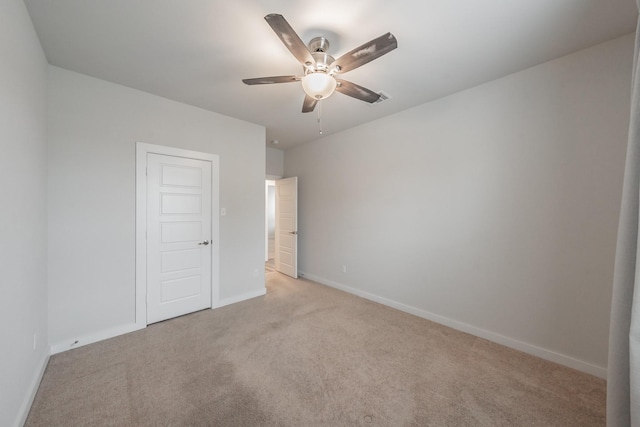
(317, 100, 323, 135)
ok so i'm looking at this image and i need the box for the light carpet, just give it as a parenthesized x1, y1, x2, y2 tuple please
(26, 271, 605, 426)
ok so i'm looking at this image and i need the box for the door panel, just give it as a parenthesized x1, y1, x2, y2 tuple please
(275, 177, 298, 278)
(161, 194, 202, 214)
(161, 249, 201, 272)
(147, 153, 212, 324)
(161, 276, 201, 302)
(161, 222, 202, 243)
(161, 165, 202, 186)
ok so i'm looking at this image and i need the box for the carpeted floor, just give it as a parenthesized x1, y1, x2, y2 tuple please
(26, 271, 605, 426)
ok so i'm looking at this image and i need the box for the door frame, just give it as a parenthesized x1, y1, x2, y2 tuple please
(135, 142, 220, 328)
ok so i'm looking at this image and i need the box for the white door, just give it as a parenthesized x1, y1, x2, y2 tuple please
(147, 153, 212, 324)
(275, 177, 298, 278)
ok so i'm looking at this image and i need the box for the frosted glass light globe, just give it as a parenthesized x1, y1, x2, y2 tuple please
(301, 72, 337, 99)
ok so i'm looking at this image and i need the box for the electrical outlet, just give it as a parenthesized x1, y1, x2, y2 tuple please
(342, 265, 347, 273)
(220, 208, 227, 216)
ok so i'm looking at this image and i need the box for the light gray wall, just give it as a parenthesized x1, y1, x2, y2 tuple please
(266, 146, 284, 177)
(284, 34, 633, 373)
(47, 66, 266, 347)
(0, 0, 49, 425)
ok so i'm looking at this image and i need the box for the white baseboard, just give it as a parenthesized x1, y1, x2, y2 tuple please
(15, 351, 49, 427)
(216, 288, 267, 308)
(49, 289, 268, 355)
(50, 323, 145, 355)
(300, 271, 607, 379)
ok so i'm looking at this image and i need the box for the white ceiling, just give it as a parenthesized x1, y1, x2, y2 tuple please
(25, 0, 637, 149)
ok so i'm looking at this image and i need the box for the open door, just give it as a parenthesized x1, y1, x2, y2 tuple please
(275, 177, 298, 278)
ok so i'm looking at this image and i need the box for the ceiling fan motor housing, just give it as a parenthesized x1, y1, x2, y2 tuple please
(308, 36, 329, 53)
(307, 37, 335, 74)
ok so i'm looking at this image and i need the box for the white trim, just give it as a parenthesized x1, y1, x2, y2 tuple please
(135, 142, 220, 327)
(50, 323, 145, 355)
(216, 288, 267, 308)
(300, 271, 607, 379)
(14, 352, 49, 427)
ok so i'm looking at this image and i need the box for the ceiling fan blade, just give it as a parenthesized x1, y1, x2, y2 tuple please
(302, 95, 318, 113)
(331, 33, 397, 74)
(264, 14, 316, 68)
(242, 76, 301, 85)
(335, 79, 381, 103)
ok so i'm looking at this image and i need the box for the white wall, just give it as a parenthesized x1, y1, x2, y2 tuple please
(284, 34, 633, 376)
(47, 66, 266, 348)
(266, 146, 284, 177)
(0, 0, 49, 425)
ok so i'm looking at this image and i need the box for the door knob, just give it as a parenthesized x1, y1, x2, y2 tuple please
(198, 240, 210, 246)
(289, 231, 298, 235)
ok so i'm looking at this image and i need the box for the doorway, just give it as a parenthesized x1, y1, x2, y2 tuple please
(265, 180, 276, 271)
(265, 177, 299, 278)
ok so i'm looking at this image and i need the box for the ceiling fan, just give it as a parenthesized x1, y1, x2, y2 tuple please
(242, 14, 398, 113)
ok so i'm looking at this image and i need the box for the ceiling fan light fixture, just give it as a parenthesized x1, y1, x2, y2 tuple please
(301, 72, 336, 100)
(243, 14, 398, 113)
